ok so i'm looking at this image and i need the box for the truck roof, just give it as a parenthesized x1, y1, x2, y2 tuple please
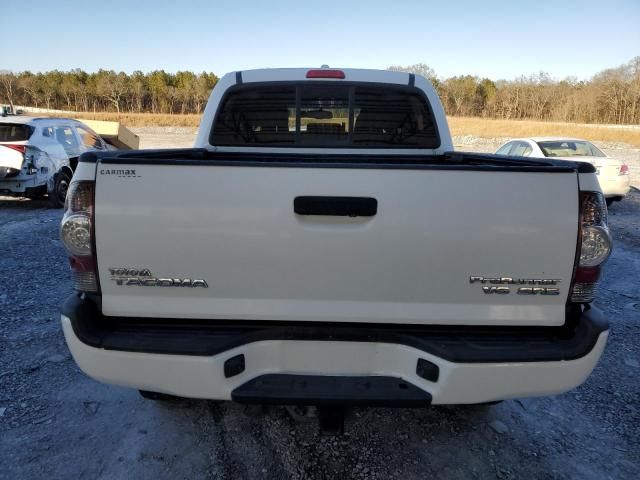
(230, 67, 414, 85)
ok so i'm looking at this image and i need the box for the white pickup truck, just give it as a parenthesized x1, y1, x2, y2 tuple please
(59, 68, 611, 426)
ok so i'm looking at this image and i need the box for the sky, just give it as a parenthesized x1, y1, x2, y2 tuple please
(3, 0, 639, 81)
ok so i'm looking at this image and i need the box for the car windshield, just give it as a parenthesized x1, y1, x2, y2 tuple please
(536, 140, 605, 158)
(0, 123, 33, 142)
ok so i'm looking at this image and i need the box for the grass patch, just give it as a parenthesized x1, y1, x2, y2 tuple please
(449, 117, 640, 147)
(41, 112, 202, 127)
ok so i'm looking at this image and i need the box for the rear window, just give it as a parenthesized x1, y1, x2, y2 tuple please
(0, 123, 33, 142)
(212, 83, 440, 148)
(537, 140, 605, 158)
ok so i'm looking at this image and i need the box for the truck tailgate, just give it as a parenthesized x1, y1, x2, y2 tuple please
(94, 160, 579, 326)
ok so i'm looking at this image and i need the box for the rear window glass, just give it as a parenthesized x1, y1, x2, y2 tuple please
(213, 87, 296, 145)
(300, 86, 350, 146)
(212, 83, 440, 148)
(0, 123, 33, 142)
(537, 140, 605, 158)
(352, 87, 438, 147)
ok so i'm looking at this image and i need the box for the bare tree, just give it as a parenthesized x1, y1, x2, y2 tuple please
(0, 73, 18, 110)
(19, 74, 40, 108)
(388, 63, 438, 84)
(96, 71, 129, 113)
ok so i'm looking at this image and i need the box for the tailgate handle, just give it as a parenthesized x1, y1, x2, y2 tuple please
(294, 196, 377, 217)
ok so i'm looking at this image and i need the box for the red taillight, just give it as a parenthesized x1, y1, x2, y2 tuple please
(574, 266, 601, 283)
(60, 181, 98, 293)
(619, 164, 629, 175)
(570, 192, 612, 303)
(306, 69, 346, 79)
(0, 144, 26, 154)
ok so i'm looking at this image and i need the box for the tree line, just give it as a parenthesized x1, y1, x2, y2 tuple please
(0, 70, 219, 114)
(389, 58, 640, 125)
(1, 58, 640, 124)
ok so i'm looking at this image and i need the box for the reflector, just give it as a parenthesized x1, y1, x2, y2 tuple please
(574, 266, 601, 283)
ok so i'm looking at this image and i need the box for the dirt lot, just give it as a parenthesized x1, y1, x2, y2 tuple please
(133, 127, 199, 149)
(1, 132, 639, 479)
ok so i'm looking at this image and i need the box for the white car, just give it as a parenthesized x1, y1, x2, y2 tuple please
(496, 137, 630, 204)
(0, 116, 108, 207)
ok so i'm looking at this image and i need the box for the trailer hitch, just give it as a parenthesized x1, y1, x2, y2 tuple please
(317, 407, 346, 435)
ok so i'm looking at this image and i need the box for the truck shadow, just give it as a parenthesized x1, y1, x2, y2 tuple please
(192, 400, 542, 479)
(0, 196, 52, 210)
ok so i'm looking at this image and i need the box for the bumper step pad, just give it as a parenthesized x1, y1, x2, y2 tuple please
(231, 374, 431, 407)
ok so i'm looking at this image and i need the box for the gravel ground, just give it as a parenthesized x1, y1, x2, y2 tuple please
(1, 137, 639, 479)
(131, 127, 198, 149)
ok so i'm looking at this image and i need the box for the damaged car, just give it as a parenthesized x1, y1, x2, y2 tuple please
(0, 116, 108, 207)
